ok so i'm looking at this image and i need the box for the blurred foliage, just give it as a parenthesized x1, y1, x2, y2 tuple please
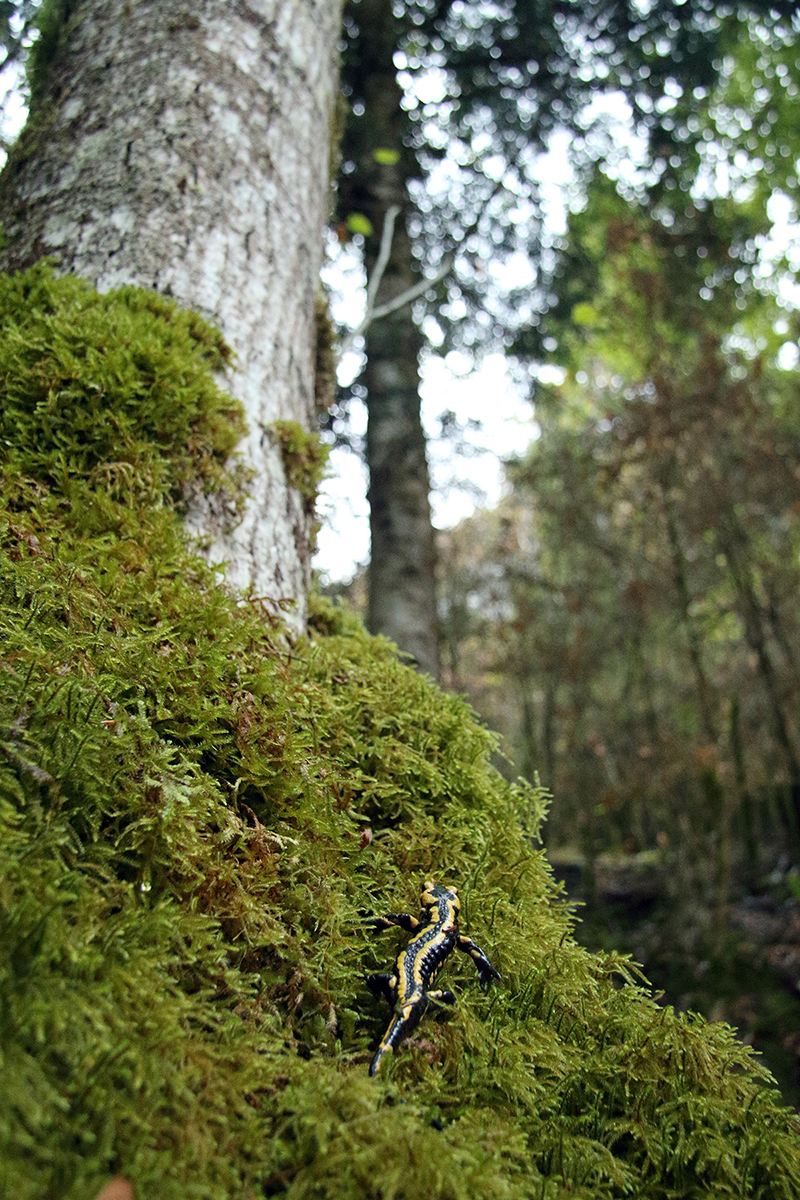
(0, 0, 36, 76)
(330, 2, 800, 677)
(0, 0, 36, 148)
(2, 263, 800, 1196)
(438, 22, 800, 1100)
(443, 177, 800, 863)
(336, 0, 800, 356)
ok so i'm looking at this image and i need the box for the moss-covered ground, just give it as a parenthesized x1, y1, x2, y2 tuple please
(1, 265, 800, 1199)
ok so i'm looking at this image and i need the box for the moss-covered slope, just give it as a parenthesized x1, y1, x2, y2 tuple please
(1, 265, 799, 1200)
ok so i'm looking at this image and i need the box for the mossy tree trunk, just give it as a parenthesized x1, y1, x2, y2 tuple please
(0, 0, 341, 625)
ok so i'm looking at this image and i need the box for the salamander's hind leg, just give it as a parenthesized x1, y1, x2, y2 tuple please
(457, 935, 502, 989)
(426, 989, 457, 1006)
(366, 972, 397, 1004)
(426, 989, 457, 1022)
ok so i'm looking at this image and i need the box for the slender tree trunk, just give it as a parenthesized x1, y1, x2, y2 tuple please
(716, 516, 800, 840)
(364, 295, 439, 677)
(542, 677, 557, 795)
(0, 0, 341, 625)
(347, 0, 439, 677)
(730, 694, 759, 883)
(659, 482, 717, 743)
(518, 675, 538, 786)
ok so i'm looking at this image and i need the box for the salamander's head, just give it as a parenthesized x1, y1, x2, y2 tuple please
(421, 880, 460, 914)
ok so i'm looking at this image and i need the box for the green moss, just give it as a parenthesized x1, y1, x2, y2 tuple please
(0, 262, 250, 529)
(269, 418, 330, 515)
(25, 0, 77, 111)
(314, 288, 338, 415)
(0, 265, 799, 1199)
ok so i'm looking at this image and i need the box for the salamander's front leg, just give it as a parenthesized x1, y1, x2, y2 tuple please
(372, 912, 420, 933)
(457, 935, 501, 989)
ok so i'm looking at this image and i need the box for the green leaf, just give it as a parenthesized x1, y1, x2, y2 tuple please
(373, 148, 400, 166)
(346, 213, 373, 237)
(571, 302, 601, 328)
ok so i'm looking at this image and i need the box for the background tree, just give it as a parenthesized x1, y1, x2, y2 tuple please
(0, 0, 341, 622)
(335, 0, 799, 672)
(339, 0, 440, 675)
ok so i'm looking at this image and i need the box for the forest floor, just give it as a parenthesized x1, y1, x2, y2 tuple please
(549, 849, 800, 1109)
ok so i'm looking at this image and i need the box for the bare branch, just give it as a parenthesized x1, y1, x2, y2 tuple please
(364, 203, 400, 318)
(339, 176, 506, 356)
(367, 255, 454, 323)
(340, 254, 453, 356)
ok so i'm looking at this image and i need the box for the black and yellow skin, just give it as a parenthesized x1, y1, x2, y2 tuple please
(367, 881, 501, 1076)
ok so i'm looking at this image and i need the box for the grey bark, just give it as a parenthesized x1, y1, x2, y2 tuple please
(364, 278, 439, 678)
(350, 0, 439, 678)
(0, 0, 341, 626)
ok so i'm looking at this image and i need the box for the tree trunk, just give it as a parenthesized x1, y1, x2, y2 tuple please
(716, 515, 800, 842)
(659, 481, 718, 743)
(364, 292, 439, 678)
(346, 0, 439, 678)
(0, 0, 341, 626)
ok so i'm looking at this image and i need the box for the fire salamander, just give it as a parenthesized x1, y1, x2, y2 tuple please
(366, 880, 501, 1076)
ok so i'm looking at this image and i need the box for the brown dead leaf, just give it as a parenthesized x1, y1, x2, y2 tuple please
(93, 1178, 134, 1200)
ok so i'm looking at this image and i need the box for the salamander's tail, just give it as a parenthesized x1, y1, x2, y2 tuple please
(369, 1013, 403, 1076)
(370, 1003, 425, 1076)
(368, 1043, 390, 1076)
